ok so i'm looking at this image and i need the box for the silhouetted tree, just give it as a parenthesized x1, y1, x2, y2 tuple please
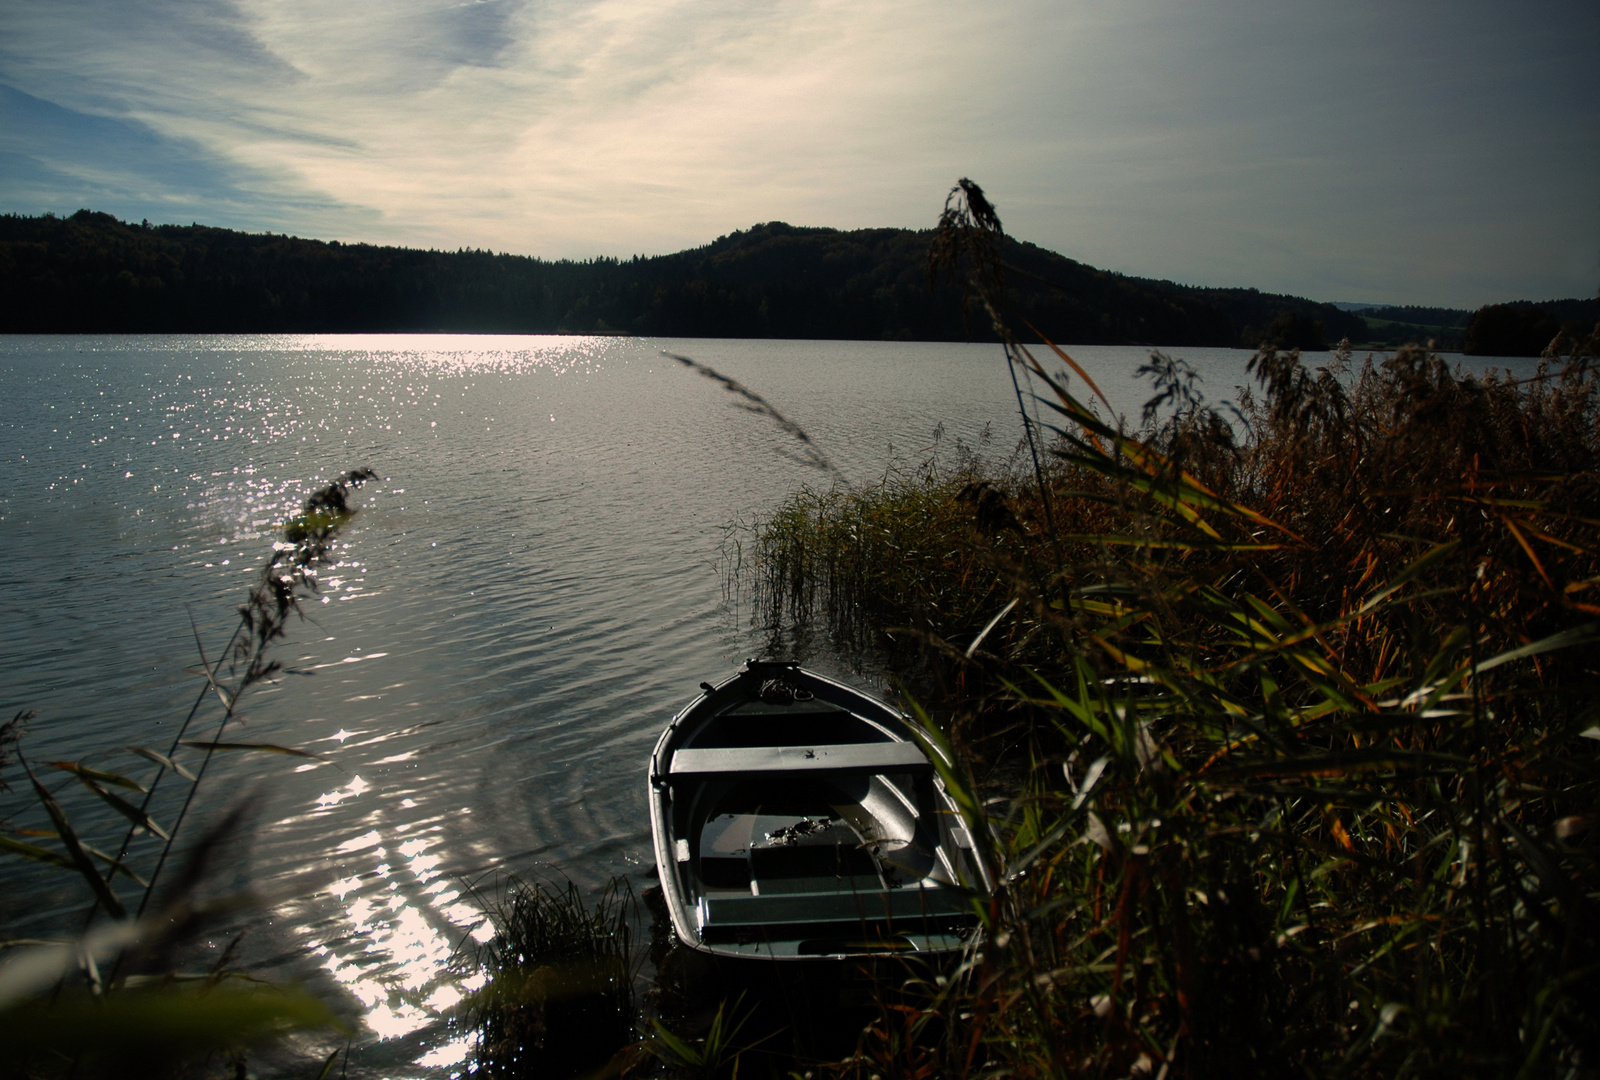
(1251, 311, 1327, 351)
(1463, 304, 1561, 356)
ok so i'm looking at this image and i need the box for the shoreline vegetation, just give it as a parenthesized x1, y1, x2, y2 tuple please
(732, 182, 1600, 1077)
(3, 209, 1594, 355)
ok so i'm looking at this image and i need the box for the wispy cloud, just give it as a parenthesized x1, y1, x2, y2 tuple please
(0, 82, 374, 234)
(1, 0, 1595, 306)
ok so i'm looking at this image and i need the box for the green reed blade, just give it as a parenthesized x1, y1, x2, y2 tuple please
(76, 777, 170, 840)
(179, 740, 321, 759)
(125, 745, 198, 781)
(21, 756, 126, 919)
(49, 760, 147, 792)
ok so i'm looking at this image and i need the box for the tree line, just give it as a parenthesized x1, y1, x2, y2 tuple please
(1, 210, 1589, 352)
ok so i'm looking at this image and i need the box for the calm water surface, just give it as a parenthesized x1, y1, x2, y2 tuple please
(0, 335, 1537, 1075)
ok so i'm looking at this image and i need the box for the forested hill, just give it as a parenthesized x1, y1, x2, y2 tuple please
(0, 209, 1382, 346)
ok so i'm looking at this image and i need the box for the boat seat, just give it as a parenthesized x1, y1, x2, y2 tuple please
(669, 742, 931, 777)
(703, 886, 969, 929)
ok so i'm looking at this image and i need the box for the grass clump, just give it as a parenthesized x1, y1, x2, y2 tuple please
(748, 181, 1600, 1077)
(467, 877, 638, 1078)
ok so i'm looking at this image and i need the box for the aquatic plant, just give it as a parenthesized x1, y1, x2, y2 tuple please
(0, 468, 378, 1076)
(750, 182, 1600, 1077)
(645, 991, 777, 1079)
(466, 875, 638, 1078)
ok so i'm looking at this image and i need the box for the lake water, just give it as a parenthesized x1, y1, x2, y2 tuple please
(0, 335, 1542, 1076)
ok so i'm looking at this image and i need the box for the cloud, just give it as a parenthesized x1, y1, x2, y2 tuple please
(0, 82, 373, 234)
(1, 0, 1595, 305)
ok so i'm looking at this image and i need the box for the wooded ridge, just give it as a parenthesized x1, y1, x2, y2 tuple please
(2, 210, 1591, 352)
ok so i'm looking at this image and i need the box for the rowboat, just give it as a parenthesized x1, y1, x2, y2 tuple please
(648, 660, 990, 960)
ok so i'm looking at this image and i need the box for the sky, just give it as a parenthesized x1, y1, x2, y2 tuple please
(2, 0, 1596, 308)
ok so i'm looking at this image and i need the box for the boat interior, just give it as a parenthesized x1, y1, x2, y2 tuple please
(661, 693, 979, 957)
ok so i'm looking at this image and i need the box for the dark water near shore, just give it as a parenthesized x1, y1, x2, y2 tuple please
(0, 335, 1540, 1075)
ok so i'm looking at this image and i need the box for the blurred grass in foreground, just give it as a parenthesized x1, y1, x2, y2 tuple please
(747, 182, 1600, 1078)
(1, 470, 377, 1078)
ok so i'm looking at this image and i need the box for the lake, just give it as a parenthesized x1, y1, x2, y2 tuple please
(0, 334, 1542, 1076)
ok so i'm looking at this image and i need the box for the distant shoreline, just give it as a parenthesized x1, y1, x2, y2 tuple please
(0, 329, 1544, 365)
(4, 210, 1590, 354)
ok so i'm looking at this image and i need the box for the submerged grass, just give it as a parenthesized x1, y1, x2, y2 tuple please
(745, 183, 1600, 1077)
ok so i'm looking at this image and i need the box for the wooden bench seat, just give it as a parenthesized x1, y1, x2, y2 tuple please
(703, 886, 968, 928)
(669, 741, 931, 777)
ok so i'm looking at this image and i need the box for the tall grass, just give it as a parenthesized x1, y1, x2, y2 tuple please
(0, 468, 377, 1076)
(466, 876, 638, 1078)
(749, 182, 1600, 1077)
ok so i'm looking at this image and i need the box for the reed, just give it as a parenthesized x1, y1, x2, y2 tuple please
(466, 876, 638, 1078)
(0, 468, 377, 1077)
(748, 182, 1600, 1077)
